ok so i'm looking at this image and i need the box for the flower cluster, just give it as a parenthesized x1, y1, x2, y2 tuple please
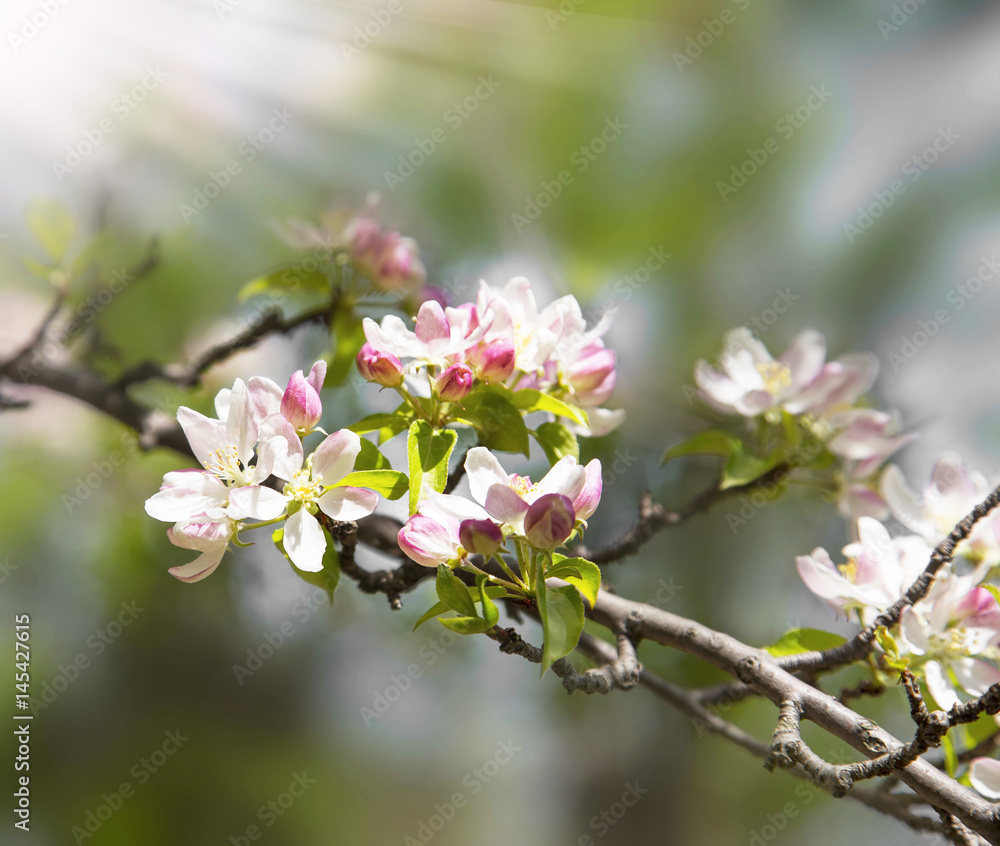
(398, 447, 601, 567)
(693, 328, 911, 519)
(360, 277, 624, 436)
(796, 456, 1000, 731)
(145, 362, 381, 582)
(274, 197, 427, 298)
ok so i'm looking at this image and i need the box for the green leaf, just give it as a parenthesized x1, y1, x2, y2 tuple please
(337, 470, 408, 500)
(439, 616, 488, 635)
(354, 437, 392, 471)
(238, 266, 330, 302)
(477, 576, 500, 628)
(27, 198, 75, 263)
(536, 577, 585, 676)
(327, 308, 366, 386)
(765, 628, 847, 657)
(965, 711, 998, 749)
(533, 421, 580, 464)
(22, 255, 55, 282)
(981, 584, 1000, 607)
(456, 390, 529, 455)
(413, 600, 450, 631)
(407, 421, 457, 515)
(511, 388, 589, 427)
(349, 408, 412, 444)
(272, 527, 341, 601)
(547, 555, 601, 607)
(435, 564, 477, 617)
(661, 430, 740, 467)
(721, 444, 779, 490)
(942, 732, 958, 778)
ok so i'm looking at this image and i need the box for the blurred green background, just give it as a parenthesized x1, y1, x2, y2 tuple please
(3, 0, 1000, 843)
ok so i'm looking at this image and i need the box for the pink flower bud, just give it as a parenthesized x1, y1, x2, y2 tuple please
(523, 493, 575, 550)
(398, 515, 456, 567)
(436, 363, 474, 402)
(472, 339, 516, 383)
(281, 363, 325, 432)
(356, 342, 405, 388)
(459, 518, 503, 557)
(568, 343, 616, 404)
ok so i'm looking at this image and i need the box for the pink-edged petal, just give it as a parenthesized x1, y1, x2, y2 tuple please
(970, 758, 1000, 800)
(465, 447, 509, 506)
(484, 484, 530, 525)
(168, 548, 226, 583)
(880, 465, 933, 538)
(572, 459, 603, 521)
(312, 429, 362, 485)
(305, 360, 327, 393)
(795, 548, 846, 603)
(176, 406, 226, 469)
(693, 360, 743, 408)
(228, 485, 289, 520)
(316, 487, 379, 521)
(168, 519, 233, 552)
(145, 474, 228, 522)
(398, 514, 458, 566)
(414, 300, 450, 343)
(535, 456, 586, 502)
(247, 376, 283, 423)
(283, 509, 327, 572)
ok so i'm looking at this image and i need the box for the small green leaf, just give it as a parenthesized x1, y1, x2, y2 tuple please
(413, 600, 450, 631)
(337, 470, 408, 500)
(661, 430, 740, 467)
(439, 616, 489, 635)
(477, 575, 500, 628)
(349, 408, 413, 444)
(327, 308, 367, 386)
(721, 444, 779, 490)
(511, 388, 589, 427)
(27, 198, 76, 262)
(238, 266, 330, 302)
(407, 421, 457, 515)
(22, 255, 55, 282)
(435, 564, 477, 617)
(272, 527, 341, 601)
(354, 437, 392, 471)
(942, 732, 958, 778)
(457, 390, 529, 455)
(547, 555, 601, 607)
(533, 421, 580, 463)
(536, 576, 585, 676)
(765, 628, 847, 657)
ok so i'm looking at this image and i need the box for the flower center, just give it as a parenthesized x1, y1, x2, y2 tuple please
(509, 474, 535, 498)
(284, 469, 324, 504)
(756, 361, 792, 395)
(205, 445, 249, 486)
(838, 558, 859, 584)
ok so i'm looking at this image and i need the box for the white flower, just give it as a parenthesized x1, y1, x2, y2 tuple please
(166, 515, 237, 583)
(882, 456, 1000, 563)
(796, 517, 931, 622)
(228, 425, 378, 572)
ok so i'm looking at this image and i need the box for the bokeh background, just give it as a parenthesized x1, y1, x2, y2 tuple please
(3, 0, 1000, 843)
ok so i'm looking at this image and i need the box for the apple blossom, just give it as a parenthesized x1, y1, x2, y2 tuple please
(524, 494, 576, 549)
(228, 425, 379, 572)
(397, 490, 496, 567)
(796, 516, 931, 622)
(897, 574, 1000, 710)
(459, 518, 503, 557)
(166, 515, 237, 583)
(435, 363, 474, 402)
(356, 342, 405, 387)
(882, 456, 1000, 563)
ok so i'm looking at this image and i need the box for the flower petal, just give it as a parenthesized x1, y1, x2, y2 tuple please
(316, 487, 379, 521)
(176, 407, 227, 469)
(228, 485, 289, 521)
(283, 509, 327, 572)
(970, 758, 1000, 800)
(168, 548, 226, 583)
(312, 429, 362, 485)
(484, 484, 530, 526)
(465, 447, 509, 506)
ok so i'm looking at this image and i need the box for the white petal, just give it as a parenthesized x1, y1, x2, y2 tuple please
(176, 407, 227, 469)
(970, 758, 1000, 800)
(952, 658, 1000, 697)
(779, 329, 827, 392)
(421, 490, 491, 524)
(145, 475, 228, 522)
(228, 486, 289, 520)
(225, 379, 257, 466)
(312, 429, 362, 485)
(924, 661, 961, 711)
(283, 509, 327, 572)
(465, 447, 510, 506)
(258, 414, 303, 481)
(535, 456, 586, 501)
(168, 548, 226, 583)
(316, 487, 379, 521)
